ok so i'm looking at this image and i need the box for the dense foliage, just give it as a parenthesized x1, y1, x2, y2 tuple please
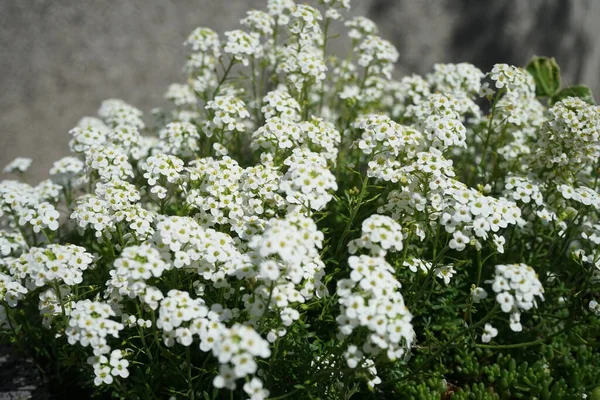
(1, 0, 599, 399)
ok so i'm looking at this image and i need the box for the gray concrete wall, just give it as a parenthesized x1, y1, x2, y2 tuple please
(1, 0, 599, 181)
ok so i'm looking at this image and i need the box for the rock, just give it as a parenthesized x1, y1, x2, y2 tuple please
(0, 0, 599, 180)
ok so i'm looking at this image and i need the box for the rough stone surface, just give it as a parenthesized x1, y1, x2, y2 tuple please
(1, 0, 599, 181)
(0, 345, 44, 399)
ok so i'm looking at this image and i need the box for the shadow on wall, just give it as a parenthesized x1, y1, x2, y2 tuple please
(369, 0, 596, 89)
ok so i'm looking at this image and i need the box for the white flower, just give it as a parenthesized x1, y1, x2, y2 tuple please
(243, 377, 270, 400)
(344, 345, 364, 368)
(481, 323, 498, 343)
(449, 231, 469, 251)
(434, 265, 456, 285)
(471, 287, 488, 303)
(496, 292, 515, 313)
(4, 158, 32, 174)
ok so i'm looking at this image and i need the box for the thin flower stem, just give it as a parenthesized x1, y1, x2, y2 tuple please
(186, 347, 196, 400)
(335, 175, 370, 258)
(478, 90, 503, 177)
(212, 59, 235, 98)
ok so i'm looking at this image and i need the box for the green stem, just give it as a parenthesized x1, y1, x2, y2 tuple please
(212, 59, 235, 98)
(335, 175, 370, 258)
(478, 90, 503, 177)
(186, 347, 196, 400)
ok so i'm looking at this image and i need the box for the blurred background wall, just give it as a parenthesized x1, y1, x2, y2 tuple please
(1, 0, 599, 181)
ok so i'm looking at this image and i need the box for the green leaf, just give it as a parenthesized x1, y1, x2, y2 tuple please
(551, 85, 596, 105)
(526, 56, 561, 97)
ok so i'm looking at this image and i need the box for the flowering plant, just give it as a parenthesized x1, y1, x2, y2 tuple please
(2, 1, 600, 399)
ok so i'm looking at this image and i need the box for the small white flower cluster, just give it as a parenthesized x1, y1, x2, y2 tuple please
(70, 195, 116, 238)
(241, 10, 275, 36)
(348, 214, 403, 256)
(441, 181, 525, 251)
(204, 95, 250, 137)
(406, 93, 469, 150)
(252, 117, 302, 153)
(246, 213, 327, 324)
(487, 263, 544, 332)
(157, 290, 208, 346)
(345, 16, 378, 40)
(98, 99, 145, 129)
(158, 121, 201, 157)
(185, 156, 244, 226)
(85, 145, 134, 182)
(354, 114, 423, 181)
(17, 202, 60, 233)
(481, 64, 534, 97)
(66, 299, 125, 356)
(69, 125, 107, 155)
(279, 149, 338, 211)
(49, 156, 86, 186)
(504, 176, 544, 206)
(153, 215, 247, 284)
(38, 285, 72, 327)
(534, 97, 600, 176)
(107, 244, 169, 299)
(14, 244, 94, 288)
(589, 300, 600, 316)
(210, 324, 271, 394)
(141, 154, 185, 200)
(0, 181, 43, 216)
(290, 4, 322, 45)
(265, 0, 294, 25)
(0, 272, 27, 307)
(212, 324, 271, 390)
(261, 88, 301, 121)
(3, 157, 32, 174)
(356, 35, 399, 79)
(252, 116, 340, 162)
(558, 183, 600, 210)
(427, 63, 484, 98)
(87, 349, 130, 386)
(235, 163, 286, 238)
(0, 231, 26, 257)
(164, 83, 197, 106)
(184, 27, 220, 55)
(337, 255, 414, 367)
(277, 46, 327, 92)
(94, 180, 140, 211)
(223, 30, 263, 66)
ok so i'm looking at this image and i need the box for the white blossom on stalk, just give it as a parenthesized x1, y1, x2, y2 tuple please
(3, 158, 32, 174)
(487, 263, 544, 332)
(336, 255, 413, 363)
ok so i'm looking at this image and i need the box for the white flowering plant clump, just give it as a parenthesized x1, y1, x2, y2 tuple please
(1, 1, 600, 399)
